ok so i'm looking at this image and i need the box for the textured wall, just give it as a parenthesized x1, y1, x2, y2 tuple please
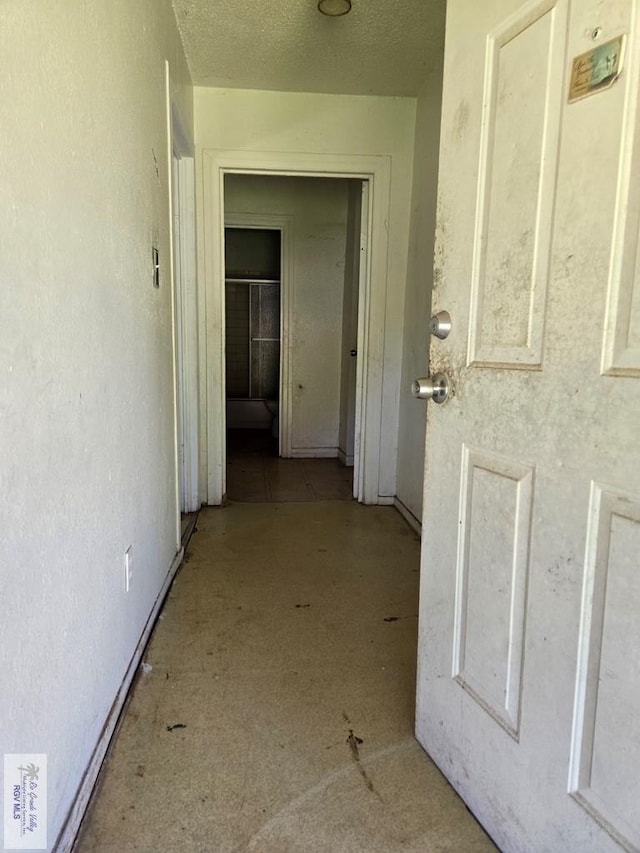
(396, 72, 445, 525)
(195, 87, 416, 496)
(0, 1, 192, 846)
(225, 175, 349, 454)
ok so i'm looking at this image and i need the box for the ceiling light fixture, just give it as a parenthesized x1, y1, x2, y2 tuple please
(318, 0, 351, 16)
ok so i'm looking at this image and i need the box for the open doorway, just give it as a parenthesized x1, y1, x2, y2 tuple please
(223, 174, 363, 501)
(201, 148, 391, 506)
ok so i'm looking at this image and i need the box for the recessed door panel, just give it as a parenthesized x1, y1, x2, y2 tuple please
(468, 0, 566, 368)
(453, 447, 533, 737)
(570, 485, 640, 850)
(602, 50, 640, 375)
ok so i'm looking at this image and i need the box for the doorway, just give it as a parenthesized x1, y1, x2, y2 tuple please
(224, 226, 282, 458)
(201, 149, 391, 506)
(222, 175, 362, 502)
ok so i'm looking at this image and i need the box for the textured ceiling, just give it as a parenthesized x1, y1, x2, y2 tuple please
(171, 0, 446, 97)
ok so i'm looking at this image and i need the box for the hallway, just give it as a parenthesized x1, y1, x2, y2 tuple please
(226, 429, 354, 502)
(76, 502, 495, 851)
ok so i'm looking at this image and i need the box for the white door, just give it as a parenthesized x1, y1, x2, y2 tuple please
(417, 1, 640, 851)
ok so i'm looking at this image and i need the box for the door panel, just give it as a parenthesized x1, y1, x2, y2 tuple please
(602, 20, 640, 376)
(570, 484, 640, 848)
(417, 0, 640, 851)
(453, 447, 534, 739)
(468, 0, 566, 368)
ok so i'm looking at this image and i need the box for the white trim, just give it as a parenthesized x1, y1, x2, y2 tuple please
(290, 447, 339, 459)
(394, 496, 422, 536)
(176, 156, 200, 512)
(167, 62, 199, 515)
(224, 213, 294, 457)
(165, 63, 182, 546)
(338, 448, 355, 467)
(353, 179, 370, 501)
(201, 149, 391, 506)
(377, 495, 395, 506)
(53, 547, 184, 852)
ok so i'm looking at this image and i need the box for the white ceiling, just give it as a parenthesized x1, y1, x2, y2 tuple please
(171, 0, 446, 97)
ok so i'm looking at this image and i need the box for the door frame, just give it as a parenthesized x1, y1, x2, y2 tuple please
(166, 63, 199, 521)
(201, 149, 391, 505)
(223, 214, 293, 456)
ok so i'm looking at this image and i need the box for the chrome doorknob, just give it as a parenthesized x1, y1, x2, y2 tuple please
(411, 373, 450, 404)
(429, 310, 452, 340)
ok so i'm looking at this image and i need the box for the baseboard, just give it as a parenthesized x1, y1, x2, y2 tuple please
(181, 511, 199, 548)
(290, 447, 339, 459)
(377, 495, 395, 506)
(337, 448, 354, 467)
(55, 546, 185, 852)
(394, 496, 422, 536)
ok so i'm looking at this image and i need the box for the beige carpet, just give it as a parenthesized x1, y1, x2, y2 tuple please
(75, 502, 497, 852)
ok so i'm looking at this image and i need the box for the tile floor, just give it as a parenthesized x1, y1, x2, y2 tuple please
(75, 500, 496, 852)
(226, 430, 354, 502)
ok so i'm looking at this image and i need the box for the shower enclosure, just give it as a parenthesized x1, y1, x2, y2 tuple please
(225, 279, 280, 400)
(224, 228, 281, 441)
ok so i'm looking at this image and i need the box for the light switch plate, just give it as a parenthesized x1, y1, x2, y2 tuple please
(152, 246, 159, 288)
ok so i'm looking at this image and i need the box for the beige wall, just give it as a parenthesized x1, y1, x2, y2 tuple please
(195, 87, 416, 497)
(0, 1, 192, 845)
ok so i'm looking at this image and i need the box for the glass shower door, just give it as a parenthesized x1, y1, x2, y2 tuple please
(250, 282, 280, 400)
(225, 279, 280, 401)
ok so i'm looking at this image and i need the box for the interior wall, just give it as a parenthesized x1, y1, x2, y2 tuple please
(225, 175, 349, 455)
(396, 71, 445, 526)
(195, 88, 416, 495)
(225, 227, 280, 278)
(0, 1, 192, 845)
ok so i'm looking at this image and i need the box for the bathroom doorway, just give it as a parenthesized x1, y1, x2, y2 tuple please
(222, 175, 363, 502)
(224, 226, 282, 458)
(203, 151, 389, 506)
